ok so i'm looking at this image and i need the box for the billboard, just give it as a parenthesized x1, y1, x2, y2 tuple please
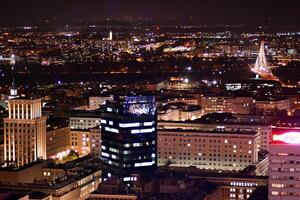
(122, 95, 156, 116)
(272, 128, 300, 145)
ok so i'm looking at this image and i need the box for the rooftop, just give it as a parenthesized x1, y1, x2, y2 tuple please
(158, 128, 258, 135)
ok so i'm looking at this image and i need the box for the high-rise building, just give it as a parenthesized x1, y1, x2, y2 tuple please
(4, 98, 46, 167)
(269, 126, 300, 200)
(100, 94, 157, 181)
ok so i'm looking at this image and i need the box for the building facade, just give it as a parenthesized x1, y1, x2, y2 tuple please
(158, 129, 259, 171)
(200, 96, 254, 115)
(4, 98, 46, 167)
(46, 126, 71, 159)
(70, 128, 101, 157)
(157, 121, 271, 151)
(100, 94, 157, 180)
(269, 127, 300, 200)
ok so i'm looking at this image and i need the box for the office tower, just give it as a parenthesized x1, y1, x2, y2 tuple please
(269, 126, 300, 200)
(100, 94, 157, 181)
(4, 98, 46, 167)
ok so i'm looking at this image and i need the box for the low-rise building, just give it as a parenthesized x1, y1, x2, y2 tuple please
(255, 97, 291, 115)
(46, 126, 71, 159)
(0, 158, 102, 200)
(200, 96, 254, 115)
(158, 129, 259, 171)
(70, 129, 101, 157)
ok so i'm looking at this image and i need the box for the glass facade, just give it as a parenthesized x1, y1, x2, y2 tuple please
(100, 95, 157, 180)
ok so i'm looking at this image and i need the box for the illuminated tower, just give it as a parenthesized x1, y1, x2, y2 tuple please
(251, 41, 277, 81)
(269, 126, 300, 199)
(4, 98, 47, 167)
(100, 94, 157, 181)
(9, 54, 16, 66)
(109, 31, 113, 41)
(8, 57, 18, 99)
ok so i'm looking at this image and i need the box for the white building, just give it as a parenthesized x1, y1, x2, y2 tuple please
(70, 115, 100, 130)
(158, 129, 259, 171)
(158, 121, 271, 151)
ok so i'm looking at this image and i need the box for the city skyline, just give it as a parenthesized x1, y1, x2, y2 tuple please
(0, 0, 299, 26)
(0, 1, 300, 200)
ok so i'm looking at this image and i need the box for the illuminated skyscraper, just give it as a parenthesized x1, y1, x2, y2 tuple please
(4, 98, 46, 167)
(269, 126, 300, 199)
(100, 94, 157, 181)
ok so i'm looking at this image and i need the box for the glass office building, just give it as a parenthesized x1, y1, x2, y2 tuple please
(100, 94, 157, 181)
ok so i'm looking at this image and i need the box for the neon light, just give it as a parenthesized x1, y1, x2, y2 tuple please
(273, 132, 300, 144)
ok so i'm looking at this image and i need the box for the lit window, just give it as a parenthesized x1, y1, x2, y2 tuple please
(101, 152, 109, 157)
(144, 121, 154, 126)
(119, 123, 140, 128)
(104, 127, 119, 133)
(131, 128, 155, 134)
(134, 161, 155, 167)
(272, 184, 283, 188)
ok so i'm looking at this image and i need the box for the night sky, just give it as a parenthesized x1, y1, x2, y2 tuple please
(0, 0, 299, 26)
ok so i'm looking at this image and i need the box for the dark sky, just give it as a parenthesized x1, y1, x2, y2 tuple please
(1, 0, 299, 26)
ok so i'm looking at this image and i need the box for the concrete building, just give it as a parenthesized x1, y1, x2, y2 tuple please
(255, 97, 292, 115)
(158, 129, 259, 171)
(46, 126, 71, 159)
(70, 129, 101, 157)
(0, 158, 101, 200)
(4, 98, 46, 167)
(157, 108, 180, 121)
(70, 112, 101, 130)
(158, 120, 271, 151)
(269, 126, 300, 200)
(89, 96, 111, 110)
(200, 96, 254, 115)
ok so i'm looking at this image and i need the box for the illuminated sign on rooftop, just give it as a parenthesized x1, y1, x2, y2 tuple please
(272, 129, 300, 144)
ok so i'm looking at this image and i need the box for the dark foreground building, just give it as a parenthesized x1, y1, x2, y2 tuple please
(100, 94, 157, 181)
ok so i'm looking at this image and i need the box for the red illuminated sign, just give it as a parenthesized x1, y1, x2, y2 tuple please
(272, 128, 300, 144)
